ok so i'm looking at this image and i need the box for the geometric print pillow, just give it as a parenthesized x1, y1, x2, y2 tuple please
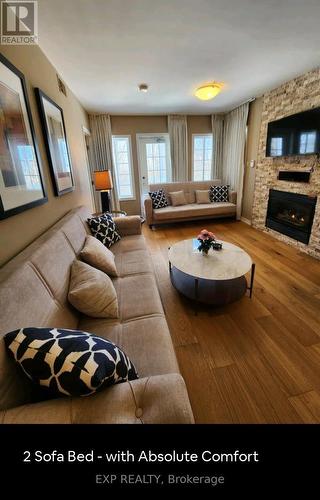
(87, 213, 121, 248)
(149, 189, 169, 209)
(4, 327, 138, 397)
(209, 184, 229, 203)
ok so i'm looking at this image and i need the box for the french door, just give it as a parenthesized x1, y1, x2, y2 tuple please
(137, 134, 172, 200)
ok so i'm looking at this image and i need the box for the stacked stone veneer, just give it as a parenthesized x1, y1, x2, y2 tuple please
(252, 67, 320, 259)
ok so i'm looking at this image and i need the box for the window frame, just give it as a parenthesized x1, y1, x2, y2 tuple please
(112, 135, 136, 201)
(192, 133, 213, 182)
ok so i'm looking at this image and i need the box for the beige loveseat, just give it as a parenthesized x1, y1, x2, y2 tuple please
(145, 180, 237, 227)
(0, 206, 193, 424)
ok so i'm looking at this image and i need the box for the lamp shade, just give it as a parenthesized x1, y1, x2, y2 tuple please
(94, 170, 113, 190)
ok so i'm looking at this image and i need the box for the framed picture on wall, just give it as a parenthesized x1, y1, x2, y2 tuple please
(35, 88, 74, 196)
(0, 54, 47, 220)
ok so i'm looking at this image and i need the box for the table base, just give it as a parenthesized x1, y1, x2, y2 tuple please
(169, 263, 255, 311)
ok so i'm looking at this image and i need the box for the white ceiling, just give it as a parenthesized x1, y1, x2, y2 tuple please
(38, 0, 320, 114)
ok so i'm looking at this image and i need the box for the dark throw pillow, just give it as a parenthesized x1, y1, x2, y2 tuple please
(149, 189, 169, 209)
(87, 213, 121, 248)
(4, 327, 138, 397)
(210, 184, 229, 203)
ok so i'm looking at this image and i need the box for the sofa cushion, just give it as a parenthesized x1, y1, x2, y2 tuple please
(4, 327, 138, 397)
(149, 189, 169, 209)
(68, 261, 118, 318)
(153, 202, 236, 221)
(78, 316, 179, 378)
(87, 213, 121, 248)
(111, 234, 147, 254)
(210, 184, 229, 202)
(113, 274, 164, 322)
(1, 374, 194, 424)
(169, 190, 187, 206)
(195, 189, 210, 204)
(114, 249, 154, 277)
(80, 235, 118, 277)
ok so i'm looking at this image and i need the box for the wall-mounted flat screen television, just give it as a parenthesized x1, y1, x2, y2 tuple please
(266, 107, 320, 157)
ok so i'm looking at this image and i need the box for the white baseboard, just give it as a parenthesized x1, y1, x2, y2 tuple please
(240, 217, 252, 225)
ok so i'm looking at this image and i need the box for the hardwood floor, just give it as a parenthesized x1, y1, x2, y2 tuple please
(142, 219, 320, 423)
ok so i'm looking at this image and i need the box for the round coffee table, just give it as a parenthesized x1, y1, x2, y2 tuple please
(168, 239, 255, 307)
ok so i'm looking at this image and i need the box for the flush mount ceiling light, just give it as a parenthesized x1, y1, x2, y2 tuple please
(195, 82, 223, 101)
(138, 83, 149, 93)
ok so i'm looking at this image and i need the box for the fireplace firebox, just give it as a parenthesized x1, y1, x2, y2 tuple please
(266, 189, 317, 244)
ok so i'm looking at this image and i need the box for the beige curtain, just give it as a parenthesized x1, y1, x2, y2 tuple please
(168, 115, 188, 181)
(211, 114, 224, 180)
(222, 102, 249, 219)
(88, 114, 120, 211)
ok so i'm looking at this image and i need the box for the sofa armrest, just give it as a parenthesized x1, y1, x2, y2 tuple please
(229, 191, 237, 204)
(114, 215, 142, 236)
(0, 374, 194, 424)
(144, 198, 153, 226)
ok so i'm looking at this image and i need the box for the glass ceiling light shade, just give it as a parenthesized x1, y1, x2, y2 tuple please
(195, 82, 223, 101)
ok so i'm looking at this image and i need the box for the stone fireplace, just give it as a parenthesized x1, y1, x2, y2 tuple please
(266, 189, 317, 244)
(251, 66, 320, 259)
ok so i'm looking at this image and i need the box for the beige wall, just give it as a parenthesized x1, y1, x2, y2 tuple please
(242, 98, 263, 221)
(0, 46, 93, 266)
(110, 115, 212, 215)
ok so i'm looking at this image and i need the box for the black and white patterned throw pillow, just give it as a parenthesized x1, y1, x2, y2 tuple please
(210, 185, 229, 203)
(87, 213, 121, 248)
(4, 327, 138, 397)
(149, 189, 169, 209)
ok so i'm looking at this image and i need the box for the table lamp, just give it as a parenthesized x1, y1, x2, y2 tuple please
(94, 170, 113, 213)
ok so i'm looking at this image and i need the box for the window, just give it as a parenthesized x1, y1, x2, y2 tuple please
(192, 134, 213, 181)
(270, 137, 283, 156)
(112, 136, 135, 200)
(299, 131, 317, 154)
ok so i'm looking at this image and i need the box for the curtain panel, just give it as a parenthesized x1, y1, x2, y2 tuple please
(211, 114, 224, 180)
(168, 115, 188, 182)
(88, 114, 120, 211)
(222, 102, 249, 219)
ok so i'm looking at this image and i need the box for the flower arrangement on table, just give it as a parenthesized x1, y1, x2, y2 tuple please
(197, 229, 223, 255)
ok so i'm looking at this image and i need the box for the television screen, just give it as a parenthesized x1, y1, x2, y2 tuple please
(266, 107, 320, 157)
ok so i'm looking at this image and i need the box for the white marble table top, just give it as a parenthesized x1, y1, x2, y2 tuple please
(168, 239, 252, 280)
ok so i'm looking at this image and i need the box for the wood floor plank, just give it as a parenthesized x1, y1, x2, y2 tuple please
(235, 355, 303, 423)
(289, 391, 320, 423)
(175, 343, 232, 423)
(253, 284, 320, 346)
(142, 220, 320, 423)
(212, 364, 267, 423)
(228, 307, 313, 396)
(256, 315, 320, 393)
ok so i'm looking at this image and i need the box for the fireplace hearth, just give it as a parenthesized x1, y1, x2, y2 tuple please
(266, 189, 317, 244)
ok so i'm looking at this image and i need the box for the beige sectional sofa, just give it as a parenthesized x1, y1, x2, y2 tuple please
(145, 180, 237, 227)
(0, 206, 194, 424)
